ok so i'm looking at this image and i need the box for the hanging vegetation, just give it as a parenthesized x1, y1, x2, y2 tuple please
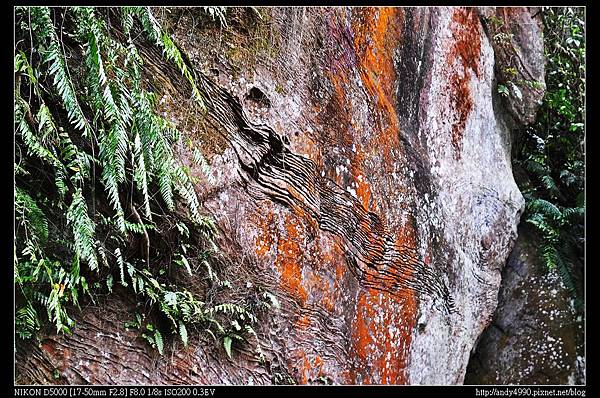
(14, 6, 276, 359)
(515, 7, 585, 307)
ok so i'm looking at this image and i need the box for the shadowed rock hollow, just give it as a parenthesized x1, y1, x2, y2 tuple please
(16, 6, 546, 385)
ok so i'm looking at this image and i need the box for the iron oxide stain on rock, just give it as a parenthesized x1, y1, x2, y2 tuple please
(446, 7, 482, 160)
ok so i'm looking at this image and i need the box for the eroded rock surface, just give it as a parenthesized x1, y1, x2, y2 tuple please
(16, 7, 546, 385)
(465, 224, 585, 385)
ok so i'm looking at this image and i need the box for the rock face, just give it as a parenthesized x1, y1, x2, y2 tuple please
(465, 224, 585, 385)
(480, 7, 546, 126)
(16, 7, 544, 385)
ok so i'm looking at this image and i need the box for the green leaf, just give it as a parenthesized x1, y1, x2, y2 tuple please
(497, 84, 509, 97)
(149, 277, 161, 289)
(569, 122, 584, 132)
(179, 321, 188, 347)
(527, 198, 562, 220)
(164, 291, 178, 307)
(106, 274, 114, 292)
(67, 189, 98, 270)
(154, 329, 164, 355)
(223, 336, 232, 359)
(178, 254, 192, 275)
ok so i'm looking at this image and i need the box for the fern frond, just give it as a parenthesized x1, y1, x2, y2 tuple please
(208, 303, 248, 317)
(133, 133, 152, 220)
(133, 7, 205, 107)
(202, 7, 228, 28)
(540, 175, 560, 196)
(66, 189, 98, 270)
(526, 213, 556, 238)
(16, 303, 41, 339)
(192, 148, 212, 179)
(527, 198, 562, 220)
(541, 242, 559, 270)
(120, 7, 136, 37)
(154, 140, 175, 210)
(154, 329, 164, 355)
(562, 206, 584, 222)
(15, 98, 62, 170)
(15, 50, 39, 90)
(524, 158, 548, 177)
(114, 247, 127, 287)
(555, 251, 577, 296)
(178, 320, 188, 347)
(173, 165, 201, 223)
(36, 104, 58, 144)
(32, 7, 93, 139)
(15, 187, 49, 246)
(99, 124, 128, 214)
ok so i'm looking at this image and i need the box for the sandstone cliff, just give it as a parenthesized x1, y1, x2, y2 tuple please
(16, 6, 546, 385)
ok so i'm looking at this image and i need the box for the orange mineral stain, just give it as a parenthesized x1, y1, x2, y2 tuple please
(350, 219, 419, 384)
(352, 7, 404, 170)
(296, 314, 311, 329)
(301, 351, 311, 384)
(250, 8, 434, 385)
(274, 214, 309, 305)
(351, 280, 418, 384)
(445, 7, 482, 159)
(254, 207, 276, 258)
(348, 144, 374, 211)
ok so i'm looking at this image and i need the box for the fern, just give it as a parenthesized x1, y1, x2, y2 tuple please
(114, 248, 127, 287)
(540, 175, 560, 198)
(192, 147, 213, 181)
(524, 194, 583, 309)
(173, 166, 201, 223)
(179, 320, 188, 347)
(175, 254, 193, 275)
(527, 198, 562, 220)
(154, 329, 164, 355)
(31, 7, 93, 139)
(133, 133, 152, 219)
(15, 97, 62, 171)
(562, 206, 584, 222)
(15, 50, 39, 90)
(14, 5, 271, 360)
(555, 252, 581, 307)
(15, 187, 49, 247)
(158, 166, 176, 210)
(133, 7, 205, 107)
(120, 7, 135, 37)
(66, 189, 98, 270)
(16, 303, 41, 339)
(202, 7, 228, 28)
(98, 127, 125, 216)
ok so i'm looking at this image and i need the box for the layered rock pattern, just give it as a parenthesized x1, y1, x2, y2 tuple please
(199, 73, 455, 313)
